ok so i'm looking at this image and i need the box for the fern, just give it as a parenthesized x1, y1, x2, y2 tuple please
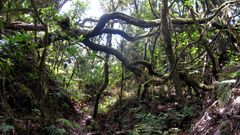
(131, 124, 163, 135)
(0, 123, 15, 135)
(56, 118, 80, 128)
(42, 125, 67, 135)
(218, 81, 233, 106)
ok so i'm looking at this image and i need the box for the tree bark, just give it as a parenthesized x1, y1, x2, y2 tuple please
(92, 21, 113, 119)
(161, 0, 184, 103)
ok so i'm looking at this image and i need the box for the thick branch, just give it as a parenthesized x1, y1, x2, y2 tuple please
(1, 8, 33, 14)
(180, 72, 214, 91)
(86, 0, 237, 38)
(130, 60, 165, 77)
(98, 29, 157, 41)
(85, 12, 161, 38)
(4, 22, 46, 31)
(172, 0, 238, 25)
(4, 1, 236, 33)
(82, 39, 169, 78)
(82, 39, 142, 76)
(79, 18, 99, 26)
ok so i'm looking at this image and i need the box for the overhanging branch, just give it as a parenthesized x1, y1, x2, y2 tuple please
(4, 1, 236, 33)
(130, 60, 165, 77)
(4, 22, 47, 31)
(98, 29, 157, 41)
(86, 0, 237, 38)
(82, 39, 142, 76)
(85, 12, 161, 38)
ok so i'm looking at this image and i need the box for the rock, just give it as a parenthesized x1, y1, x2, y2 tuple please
(190, 82, 240, 135)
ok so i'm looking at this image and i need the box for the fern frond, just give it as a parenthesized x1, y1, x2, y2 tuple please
(0, 123, 14, 135)
(43, 125, 67, 135)
(56, 118, 80, 128)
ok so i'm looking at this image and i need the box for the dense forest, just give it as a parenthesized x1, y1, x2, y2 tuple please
(0, 0, 240, 134)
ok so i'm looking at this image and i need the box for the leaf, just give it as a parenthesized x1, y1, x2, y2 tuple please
(42, 125, 67, 135)
(66, 47, 78, 56)
(184, 0, 194, 6)
(56, 118, 80, 128)
(0, 123, 15, 134)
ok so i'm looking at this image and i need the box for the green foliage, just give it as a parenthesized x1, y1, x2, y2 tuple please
(0, 123, 15, 135)
(131, 125, 163, 135)
(132, 106, 193, 134)
(159, 106, 193, 127)
(217, 81, 233, 106)
(65, 44, 81, 56)
(227, 49, 240, 67)
(77, 51, 104, 85)
(132, 112, 164, 134)
(62, 0, 87, 22)
(0, 57, 12, 76)
(41, 6, 59, 28)
(99, 96, 117, 113)
(42, 118, 80, 135)
(109, 64, 120, 80)
(85, 119, 100, 132)
(2, 32, 35, 62)
(1, 0, 239, 134)
(184, 0, 194, 6)
(5, 32, 31, 44)
(139, 0, 154, 19)
(229, 71, 240, 78)
(56, 118, 80, 128)
(42, 125, 67, 135)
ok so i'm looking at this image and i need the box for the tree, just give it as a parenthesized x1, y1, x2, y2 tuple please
(1, 0, 240, 122)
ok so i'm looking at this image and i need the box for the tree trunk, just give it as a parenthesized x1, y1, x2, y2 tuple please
(161, 0, 184, 103)
(92, 23, 112, 119)
(92, 53, 110, 119)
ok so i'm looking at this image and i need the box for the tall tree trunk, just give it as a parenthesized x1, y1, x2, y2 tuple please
(92, 23, 112, 119)
(161, 0, 184, 103)
(119, 40, 124, 106)
(92, 49, 110, 120)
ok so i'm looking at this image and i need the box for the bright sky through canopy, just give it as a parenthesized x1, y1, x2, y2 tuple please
(60, 0, 121, 48)
(60, 0, 103, 18)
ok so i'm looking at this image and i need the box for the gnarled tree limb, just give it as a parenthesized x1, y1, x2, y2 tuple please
(86, 0, 237, 38)
(130, 60, 165, 77)
(82, 39, 142, 76)
(4, 22, 47, 31)
(98, 29, 158, 41)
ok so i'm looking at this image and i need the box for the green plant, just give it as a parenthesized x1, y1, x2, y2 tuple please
(85, 119, 100, 132)
(132, 107, 193, 134)
(132, 112, 165, 134)
(131, 124, 163, 135)
(99, 96, 117, 113)
(56, 118, 80, 128)
(0, 123, 15, 135)
(42, 125, 67, 135)
(217, 81, 233, 106)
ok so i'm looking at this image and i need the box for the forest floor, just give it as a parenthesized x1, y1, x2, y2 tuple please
(66, 92, 205, 135)
(1, 85, 239, 135)
(68, 79, 240, 135)
(1, 71, 239, 135)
